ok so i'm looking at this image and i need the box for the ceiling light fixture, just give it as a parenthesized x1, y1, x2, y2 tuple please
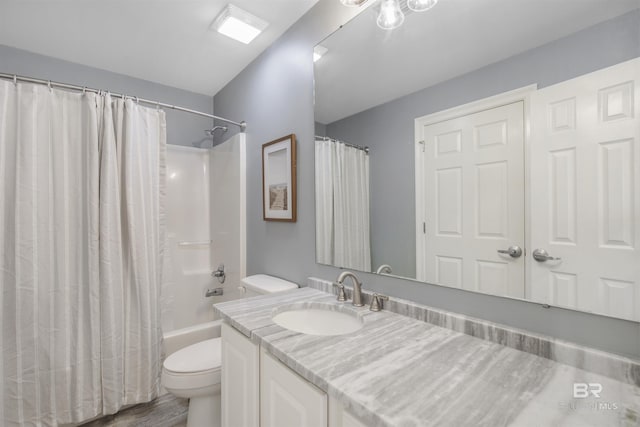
(407, 0, 438, 12)
(211, 4, 268, 44)
(377, 0, 404, 30)
(340, 0, 369, 6)
(313, 45, 328, 62)
(339, 0, 438, 31)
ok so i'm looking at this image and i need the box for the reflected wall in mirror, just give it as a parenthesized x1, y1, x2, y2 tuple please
(314, 0, 640, 321)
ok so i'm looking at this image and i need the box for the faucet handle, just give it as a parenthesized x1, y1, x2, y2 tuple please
(332, 282, 347, 302)
(212, 264, 226, 283)
(369, 293, 389, 312)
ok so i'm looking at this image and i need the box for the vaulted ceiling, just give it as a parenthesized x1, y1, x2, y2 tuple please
(0, 0, 319, 95)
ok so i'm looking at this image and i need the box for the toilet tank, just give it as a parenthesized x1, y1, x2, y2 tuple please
(240, 274, 298, 298)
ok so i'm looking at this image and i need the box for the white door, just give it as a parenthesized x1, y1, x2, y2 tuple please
(221, 322, 259, 427)
(529, 58, 640, 321)
(416, 102, 525, 298)
(260, 348, 327, 427)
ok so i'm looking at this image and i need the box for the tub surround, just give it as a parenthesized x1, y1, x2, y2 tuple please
(163, 320, 222, 358)
(213, 286, 640, 427)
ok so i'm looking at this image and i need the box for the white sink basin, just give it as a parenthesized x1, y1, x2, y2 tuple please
(272, 304, 364, 336)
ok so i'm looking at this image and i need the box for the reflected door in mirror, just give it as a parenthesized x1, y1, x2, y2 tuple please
(416, 101, 525, 298)
(529, 59, 640, 321)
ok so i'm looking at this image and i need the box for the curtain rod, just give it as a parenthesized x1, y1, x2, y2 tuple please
(314, 135, 369, 154)
(0, 73, 247, 131)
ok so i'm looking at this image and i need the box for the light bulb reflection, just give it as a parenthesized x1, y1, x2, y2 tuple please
(407, 0, 438, 12)
(340, 0, 368, 5)
(376, 0, 404, 30)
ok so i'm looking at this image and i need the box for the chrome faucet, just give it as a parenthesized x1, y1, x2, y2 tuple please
(375, 264, 392, 275)
(335, 271, 364, 307)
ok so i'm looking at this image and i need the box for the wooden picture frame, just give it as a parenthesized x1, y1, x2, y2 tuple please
(262, 134, 297, 222)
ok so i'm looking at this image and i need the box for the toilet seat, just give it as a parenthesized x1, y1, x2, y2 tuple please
(164, 337, 221, 373)
(162, 366, 221, 391)
(162, 338, 222, 390)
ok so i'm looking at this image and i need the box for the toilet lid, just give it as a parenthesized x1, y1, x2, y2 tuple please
(163, 338, 221, 373)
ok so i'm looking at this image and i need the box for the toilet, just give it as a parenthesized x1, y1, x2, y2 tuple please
(161, 274, 299, 427)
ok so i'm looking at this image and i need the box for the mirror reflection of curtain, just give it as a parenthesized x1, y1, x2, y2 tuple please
(315, 138, 370, 271)
(0, 82, 165, 426)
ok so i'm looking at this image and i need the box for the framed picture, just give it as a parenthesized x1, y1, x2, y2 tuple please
(262, 134, 297, 222)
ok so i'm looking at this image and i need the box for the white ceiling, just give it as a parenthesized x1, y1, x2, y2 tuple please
(0, 0, 319, 96)
(314, 0, 640, 124)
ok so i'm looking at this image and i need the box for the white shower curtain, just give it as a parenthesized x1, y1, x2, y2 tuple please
(0, 81, 166, 426)
(315, 138, 371, 271)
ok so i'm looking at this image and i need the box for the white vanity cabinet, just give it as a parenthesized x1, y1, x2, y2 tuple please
(260, 348, 327, 427)
(328, 397, 369, 427)
(221, 321, 328, 427)
(221, 322, 260, 427)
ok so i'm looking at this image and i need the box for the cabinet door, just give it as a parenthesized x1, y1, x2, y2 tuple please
(260, 348, 327, 427)
(328, 396, 368, 427)
(221, 322, 259, 427)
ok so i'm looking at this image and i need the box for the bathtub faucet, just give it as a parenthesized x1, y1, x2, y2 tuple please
(205, 287, 223, 297)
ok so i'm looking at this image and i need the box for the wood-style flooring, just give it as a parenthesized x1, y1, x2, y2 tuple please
(80, 394, 188, 427)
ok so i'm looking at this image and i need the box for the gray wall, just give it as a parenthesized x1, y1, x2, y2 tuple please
(325, 10, 640, 279)
(314, 121, 327, 137)
(0, 44, 213, 147)
(215, 2, 640, 359)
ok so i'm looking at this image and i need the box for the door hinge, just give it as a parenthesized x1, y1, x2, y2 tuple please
(423, 222, 426, 234)
(418, 140, 425, 152)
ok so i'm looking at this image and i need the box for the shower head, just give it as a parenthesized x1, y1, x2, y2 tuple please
(204, 126, 228, 136)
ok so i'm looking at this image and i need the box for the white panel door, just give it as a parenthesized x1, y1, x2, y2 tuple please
(417, 102, 525, 297)
(260, 348, 327, 427)
(221, 322, 259, 427)
(529, 58, 640, 321)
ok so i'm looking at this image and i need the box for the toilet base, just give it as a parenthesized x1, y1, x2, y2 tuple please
(187, 393, 220, 427)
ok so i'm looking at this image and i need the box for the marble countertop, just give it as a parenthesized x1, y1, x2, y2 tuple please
(213, 287, 640, 427)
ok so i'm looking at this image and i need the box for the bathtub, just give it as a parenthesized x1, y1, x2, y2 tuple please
(163, 319, 222, 357)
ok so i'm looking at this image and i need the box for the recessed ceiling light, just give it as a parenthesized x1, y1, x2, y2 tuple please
(313, 45, 328, 62)
(211, 4, 268, 44)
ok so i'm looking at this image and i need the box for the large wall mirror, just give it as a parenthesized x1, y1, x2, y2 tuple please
(314, 0, 640, 322)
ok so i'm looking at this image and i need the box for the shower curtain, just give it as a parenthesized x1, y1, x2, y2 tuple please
(0, 81, 166, 426)
(315, 138, 371, 271)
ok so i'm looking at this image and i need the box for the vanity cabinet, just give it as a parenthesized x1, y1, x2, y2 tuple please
(221, 322, 259, 427)
(221, 322, 327, 427)
(260, 348, 327, 427)
(328, 397, 368, 427)
(222, 321, 365, 427)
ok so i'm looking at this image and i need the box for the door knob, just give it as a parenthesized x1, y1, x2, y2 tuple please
(497, 245, 523, 258)
(532, 249, 561, 262)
